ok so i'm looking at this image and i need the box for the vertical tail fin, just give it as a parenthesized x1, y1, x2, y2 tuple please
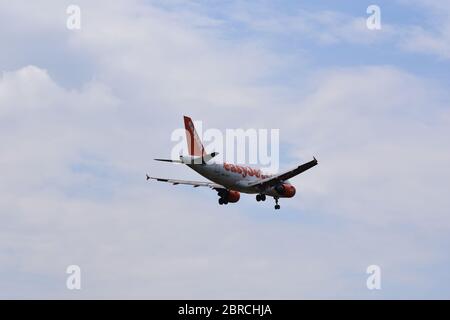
(183, 116, 205, 156)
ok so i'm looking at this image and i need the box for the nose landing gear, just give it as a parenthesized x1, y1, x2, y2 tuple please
(256, 194, 280, 210)
(274, 197, 280, 210)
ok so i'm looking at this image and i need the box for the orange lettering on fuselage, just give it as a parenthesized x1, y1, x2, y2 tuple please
(223, 163, 266, 179)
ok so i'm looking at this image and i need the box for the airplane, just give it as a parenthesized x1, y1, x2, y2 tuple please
(146, 116, 318, 210)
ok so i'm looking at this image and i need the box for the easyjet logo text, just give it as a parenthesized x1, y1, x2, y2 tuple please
(223, 163, 270, 179)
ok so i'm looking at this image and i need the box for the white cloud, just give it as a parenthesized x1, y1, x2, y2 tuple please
(229, 7, 391, 45)
(0, 0, 449, 299)
(395, 0, 450, 59)
(401, 24, 450, 60)
(226, 1, 450, 60)
(284, 66, 450, 232)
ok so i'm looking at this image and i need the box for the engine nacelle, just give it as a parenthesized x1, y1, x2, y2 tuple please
(226, 190, 241, 203)
(274, 183, 296, 198)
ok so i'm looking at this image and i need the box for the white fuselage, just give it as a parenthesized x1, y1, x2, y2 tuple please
(187, 162, 290, 197)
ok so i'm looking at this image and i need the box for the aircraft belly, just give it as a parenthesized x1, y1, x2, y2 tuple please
(184, 164, 295, 197)
(187, 164, 258, 194)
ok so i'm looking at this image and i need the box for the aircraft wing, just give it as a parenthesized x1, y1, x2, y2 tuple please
(146, 174, 225, 190)
(248, 157, 318, 189)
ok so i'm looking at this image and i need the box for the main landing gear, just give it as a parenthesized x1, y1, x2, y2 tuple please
(256, 194, 266, 202)
(218, 197, 228, 205)
(257, 194, 280, 210)
(274, 197, 280, 210)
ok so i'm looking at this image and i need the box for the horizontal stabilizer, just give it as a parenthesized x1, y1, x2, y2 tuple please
(202, 152, 219, 163)
(178, 152, 219, 165)
(154, 158, 183, 163)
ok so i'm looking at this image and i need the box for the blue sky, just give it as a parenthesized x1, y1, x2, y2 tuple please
(0, 0, 450, 299)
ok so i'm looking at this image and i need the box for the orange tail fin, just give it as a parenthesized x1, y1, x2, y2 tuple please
(183, 116, 205, 156)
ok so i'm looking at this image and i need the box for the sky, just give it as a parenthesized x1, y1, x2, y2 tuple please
(0, 0, 449, 299)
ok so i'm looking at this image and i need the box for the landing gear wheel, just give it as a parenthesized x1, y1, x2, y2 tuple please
(218, 198, 224, 205)
(274, 197, 280, 210)
(256, 194, 266, 202)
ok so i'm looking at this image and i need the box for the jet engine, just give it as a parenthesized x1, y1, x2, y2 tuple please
(274, 183, 296, 198)
(218, 190, 241, 205)
(226, 190, 241, 203)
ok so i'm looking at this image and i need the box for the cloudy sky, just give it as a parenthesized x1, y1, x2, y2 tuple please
(1, 0, 449, 299)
